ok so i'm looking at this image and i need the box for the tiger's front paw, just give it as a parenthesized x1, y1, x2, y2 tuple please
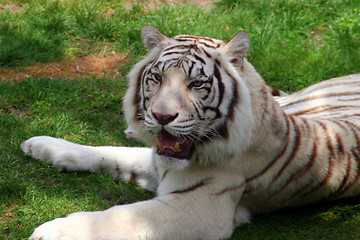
(21, 136, 89, 171)
(22, 136, 62, 161)
(29, 218, 77, 240)
(29, 214, 94, 240)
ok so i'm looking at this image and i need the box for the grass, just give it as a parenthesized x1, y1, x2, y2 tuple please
(1, 0, 360, 239)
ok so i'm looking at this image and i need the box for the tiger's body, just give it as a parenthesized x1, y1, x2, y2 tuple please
(243, 74, 360, 214)
(22, 26, 360, 240)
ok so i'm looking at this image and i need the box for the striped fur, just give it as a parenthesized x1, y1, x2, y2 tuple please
(23, 26, 360, 240)
(124, 26, 360, 218)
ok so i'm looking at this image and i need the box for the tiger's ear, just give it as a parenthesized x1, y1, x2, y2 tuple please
(222, 30, 250, 68)
(142, 25, 169, 50)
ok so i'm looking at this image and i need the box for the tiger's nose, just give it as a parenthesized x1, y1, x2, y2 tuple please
(152, 112, 179, 125)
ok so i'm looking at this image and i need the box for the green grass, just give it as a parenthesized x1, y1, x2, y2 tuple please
(2, 0, 360, 91)
(1, 0, 360, 239)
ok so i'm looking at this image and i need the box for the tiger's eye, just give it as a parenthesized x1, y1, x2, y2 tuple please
(189, 80, 205, 89)
(153, 74, 162, 82)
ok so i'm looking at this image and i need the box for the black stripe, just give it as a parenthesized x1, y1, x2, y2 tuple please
(175, 35, 216, 43)
(216, 122, 229, 140)
(174, 37, 219, 48)
(344, 120, 360, 146)
(292, 105, 356, 116)
(152, 60, 163, 70)
(226, 72, 239, 122)
(201, 87, 213, 100)
(115, 163, 122, 180)
(336, 121, 360, 195)
(319, 121, 336, 156)
(215, 59, 220, 66)
(335, 132, 345, 154)
(174, 35, 200, 40)
(328, 154, 353, 199)
(213, 64, 224, 108)
(298, 122, 335, 199)
(170, 177, 212, 194)
(270, 116, 302, 184)
(275, 140, 318, 197)
(134, 64, 149, 122)
(215, 182, 246, 196)
(300, 79, 360, 95)
(199, 36, 216, 43)
(203, 49, 212, 58)
(284, 92, 359, 109)
(205, 79, 215, 102)
(160, 170, 168, 183)
(340, 149, 360, 194)
(332, 120, 350, 134)
(192, 100, 204, 121)
(245, 115, 291, 184)
(162, 50, 189, 57)
(163, 44, 197, 52)
(193, 53, 206, 64)
(188, 61, 195, 77)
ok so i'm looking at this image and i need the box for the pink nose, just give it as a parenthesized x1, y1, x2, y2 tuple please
(152, 112, 178, 125)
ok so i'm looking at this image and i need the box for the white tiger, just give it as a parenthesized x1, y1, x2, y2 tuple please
(22, 25, 360, 240)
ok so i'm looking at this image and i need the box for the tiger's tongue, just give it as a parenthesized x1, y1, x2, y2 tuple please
(156, 130, 193, 159)
(158, 130, 186, 148)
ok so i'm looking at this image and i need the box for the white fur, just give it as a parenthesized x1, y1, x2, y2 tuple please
(23, 26, 360, 240)
(23, 136, 248, 240)
(21, 136, 157, 191)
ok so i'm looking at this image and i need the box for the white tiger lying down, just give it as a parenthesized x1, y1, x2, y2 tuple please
(22, 25, 360, 240)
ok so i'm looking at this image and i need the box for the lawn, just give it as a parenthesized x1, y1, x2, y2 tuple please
(1, 0, 360, 239)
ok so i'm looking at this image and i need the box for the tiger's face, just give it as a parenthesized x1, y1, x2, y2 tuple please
(143, 48, 228, 162)
(124, 26, 254, 169)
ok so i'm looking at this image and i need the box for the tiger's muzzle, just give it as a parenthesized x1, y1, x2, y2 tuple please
(156, 130, 194, 160)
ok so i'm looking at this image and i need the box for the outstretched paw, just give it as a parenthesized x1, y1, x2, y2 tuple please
(29, 219, 70, 240)
(29, 215, 90, 240)
(22, 136, 65, 161)
(21, 136, 92, 172)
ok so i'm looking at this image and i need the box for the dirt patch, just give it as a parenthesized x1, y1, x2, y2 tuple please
(0, 0, 214, 81)
(0, 54, 126, 81)
(0, 4, 23, 13)
(0, 204, 17, 225)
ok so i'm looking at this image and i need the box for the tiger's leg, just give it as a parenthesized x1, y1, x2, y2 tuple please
(29, 185, 239, 240)
(21, 136, 158, 191)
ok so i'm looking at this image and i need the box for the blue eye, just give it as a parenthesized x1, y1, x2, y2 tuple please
(153, 73, 162, 82)
(189, 80, 204, 89)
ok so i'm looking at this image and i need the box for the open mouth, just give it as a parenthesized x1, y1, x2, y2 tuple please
(156, 130, 194, 159)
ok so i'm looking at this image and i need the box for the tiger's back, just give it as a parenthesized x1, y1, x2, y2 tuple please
(278, 74, 360, 119)
(241, 73, 360, 214)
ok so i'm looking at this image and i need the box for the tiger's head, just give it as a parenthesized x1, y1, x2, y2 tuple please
(123, 25, 255, 169)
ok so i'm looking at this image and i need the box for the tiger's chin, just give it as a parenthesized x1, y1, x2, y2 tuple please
(154, 130, 195, 170)
(155, 154, 192, 170)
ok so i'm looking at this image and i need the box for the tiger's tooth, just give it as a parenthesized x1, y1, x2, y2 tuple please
(157, 137, 164, 149)
(174, 142, 180, 151)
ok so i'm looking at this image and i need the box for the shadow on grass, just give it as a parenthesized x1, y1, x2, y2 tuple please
(232, 197, 360, 240)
